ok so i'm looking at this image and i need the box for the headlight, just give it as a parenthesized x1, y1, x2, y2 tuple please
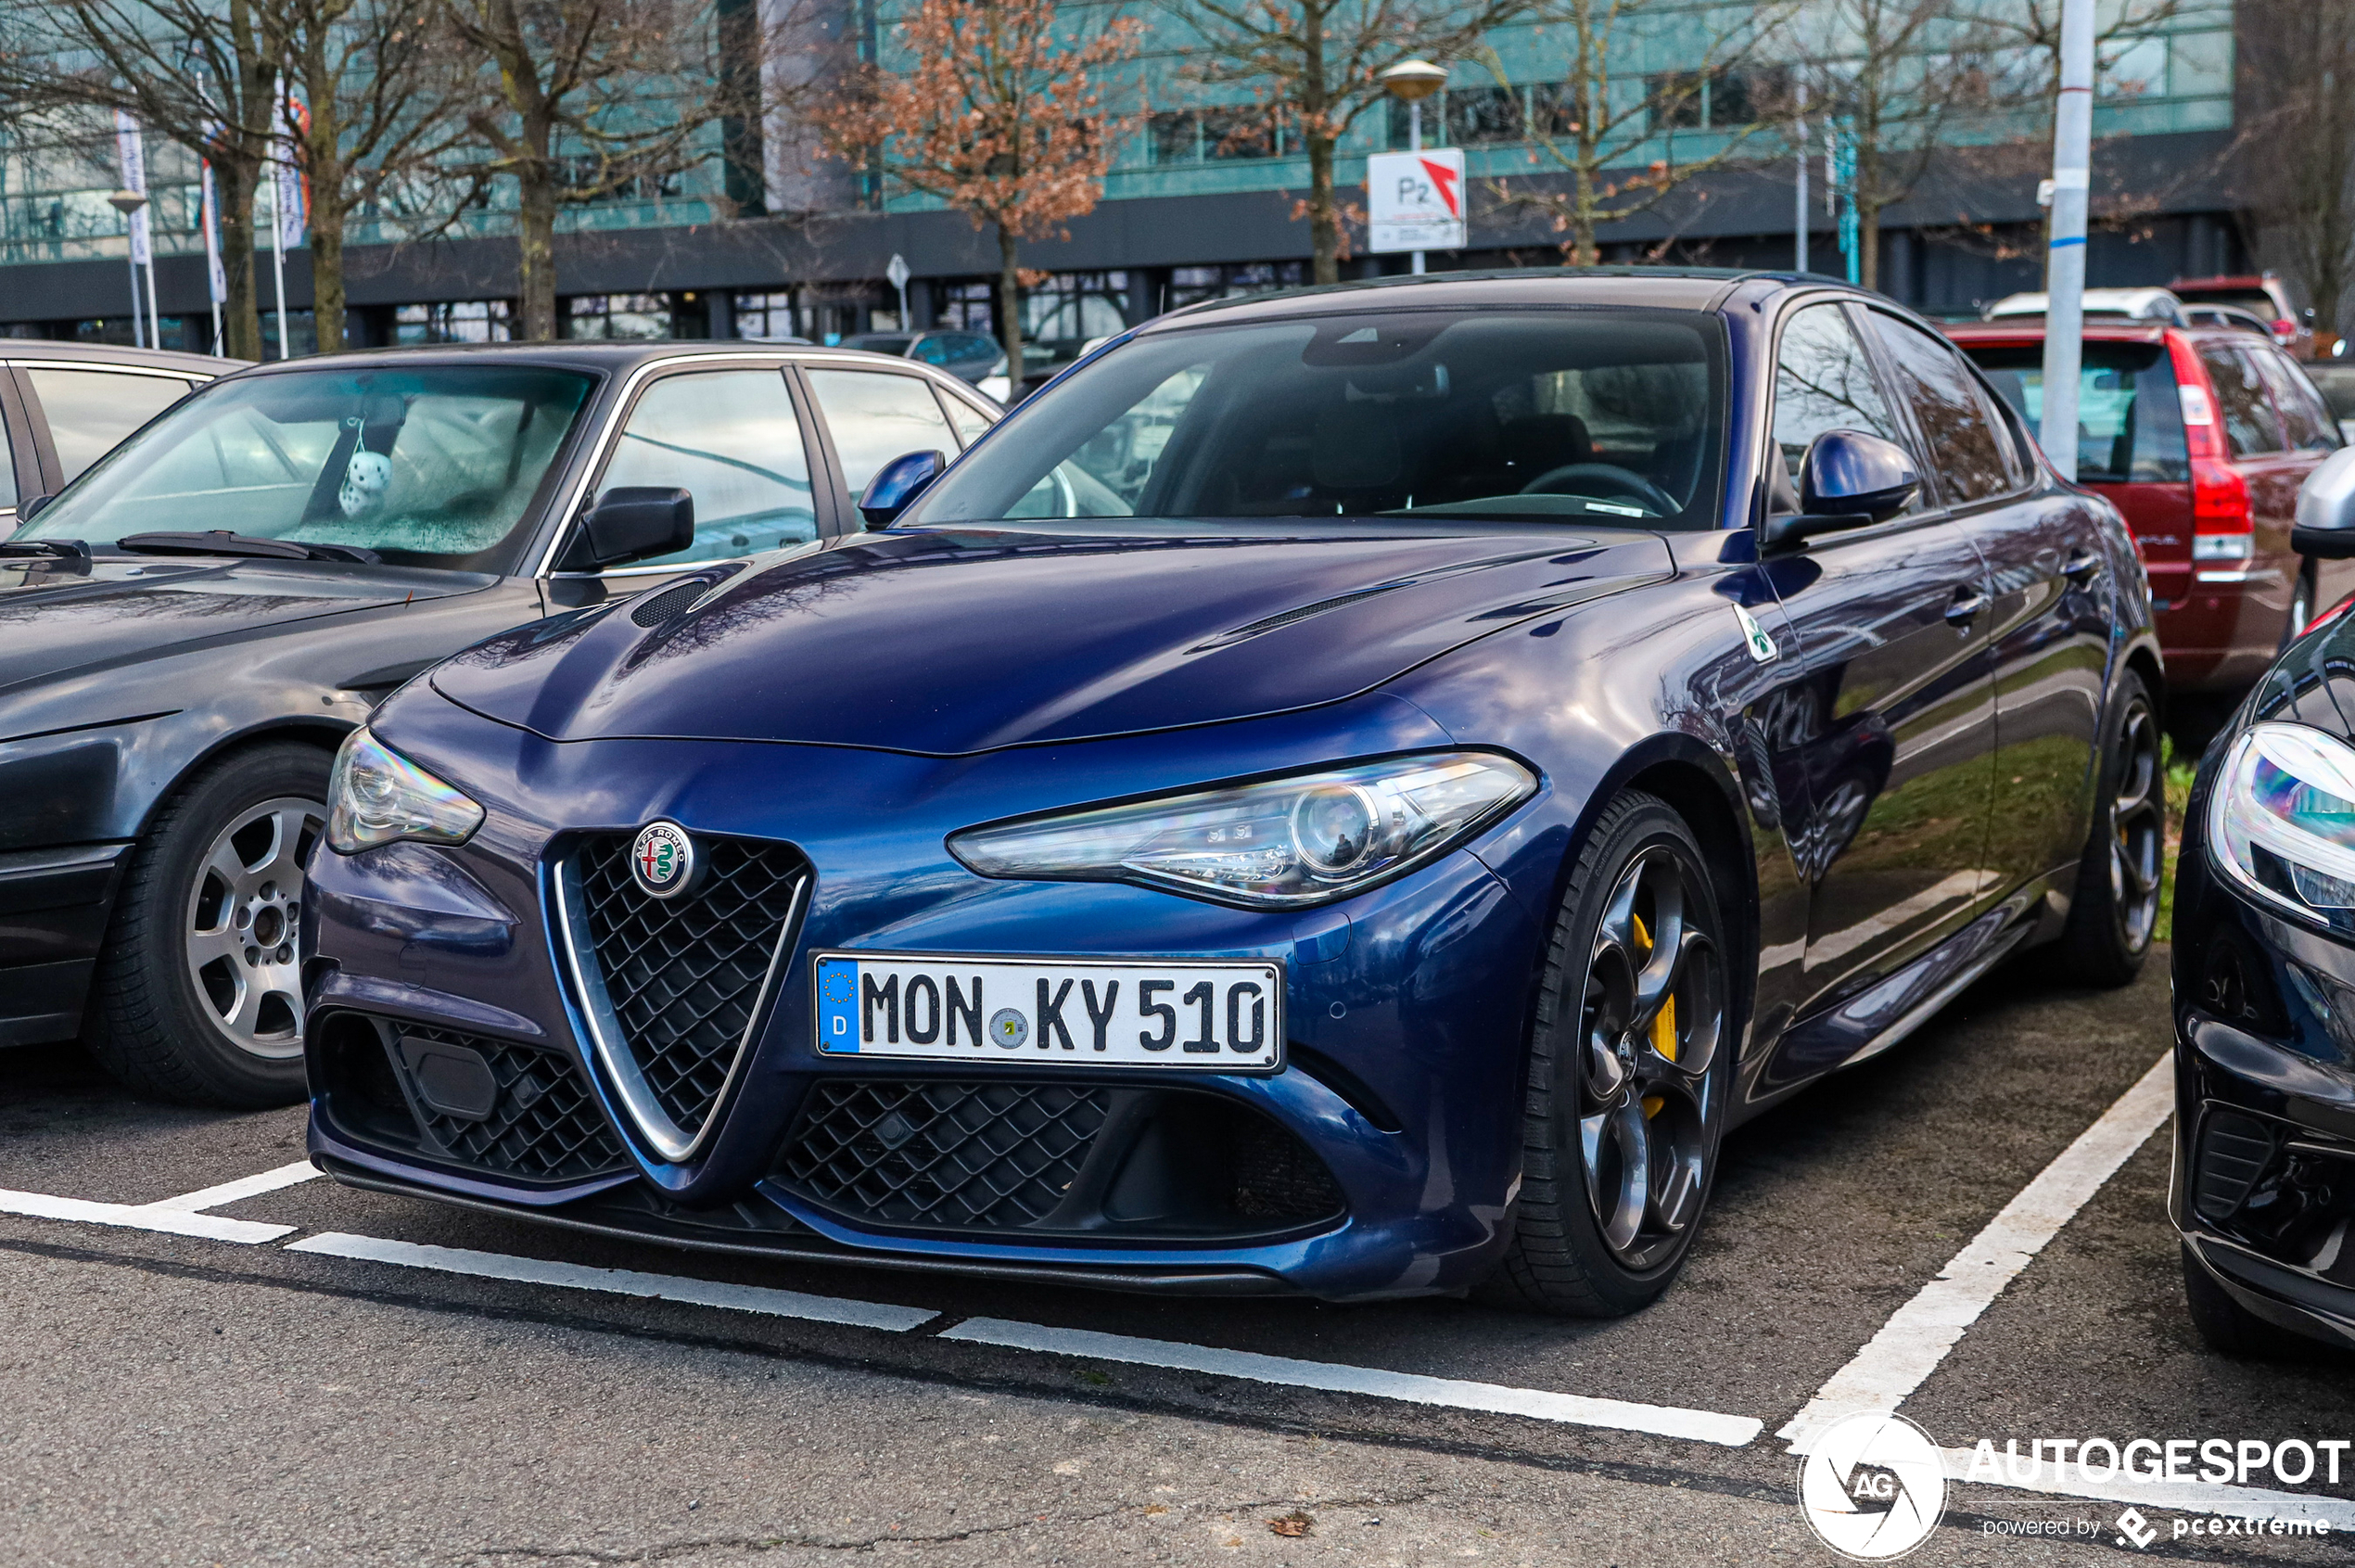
(948, 753, 1537, 909)
(326, 727, 485, 854)
(2210, 721, 2355, 924)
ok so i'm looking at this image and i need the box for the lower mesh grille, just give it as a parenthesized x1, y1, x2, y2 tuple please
(358, 1019, 630, 1183)
(779, 1081, 1110, 1229)
(2196, 1109, 2277, 1223)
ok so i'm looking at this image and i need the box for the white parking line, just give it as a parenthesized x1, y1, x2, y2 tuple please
(0, 1187, 293, 1244)
(284, 1231, 940, 1332)
(940, 1318, 1765, 1447)
(148, 1161, 324, 1213)
(1780, 1052, 2175, 1449)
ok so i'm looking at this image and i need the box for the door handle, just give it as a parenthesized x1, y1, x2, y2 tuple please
(1944, 588, 1988, 629)
(2063, 550, 2103, 585)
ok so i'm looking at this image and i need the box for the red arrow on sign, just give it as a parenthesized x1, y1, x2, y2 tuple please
(1420, 156, 1461, 217)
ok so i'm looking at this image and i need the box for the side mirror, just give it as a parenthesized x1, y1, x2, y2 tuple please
(2295, 446, 2355, 558)
(19, 493, 53, 521)
(578, 487, 693, 568)
(858, 449, 945, 529)
(1764, 430, 1920, 550)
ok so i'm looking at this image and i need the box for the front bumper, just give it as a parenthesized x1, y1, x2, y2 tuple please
(2170, 812, 2355, 1349)
(302, 696, 1547, 1303)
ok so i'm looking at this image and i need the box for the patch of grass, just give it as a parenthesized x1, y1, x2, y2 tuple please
(2158, 735, 2196, 942)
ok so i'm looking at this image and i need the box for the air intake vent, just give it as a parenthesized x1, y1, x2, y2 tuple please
(631, 575, 719, 627)
(2195, 1108, 2276, 1223)
(560, 833, 808, 1160)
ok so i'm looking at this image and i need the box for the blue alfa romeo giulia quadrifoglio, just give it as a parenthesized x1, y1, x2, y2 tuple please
(303, 269, 2161, 1312)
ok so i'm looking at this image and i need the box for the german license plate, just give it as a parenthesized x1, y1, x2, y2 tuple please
(811, 952, 1283, 1071)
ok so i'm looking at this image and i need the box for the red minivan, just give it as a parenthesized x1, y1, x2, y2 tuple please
(1948, 321, 2348, 730)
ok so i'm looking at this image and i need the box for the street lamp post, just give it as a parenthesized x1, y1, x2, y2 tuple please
(1379, 59, 1447, 275)
(106, 189, 151, 349)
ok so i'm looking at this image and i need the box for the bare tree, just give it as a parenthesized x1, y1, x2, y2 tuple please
(2235, 0, 2355, 342)
(1173, 0, 1537, 285)
(433, 0, 740, 340)
(0, 0, 286, 358)
(1487, 0, 1789, 266)
(815, 0, 1143, 375)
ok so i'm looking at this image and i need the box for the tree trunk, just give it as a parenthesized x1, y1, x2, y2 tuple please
(1306, 130, 1340, 285)
(516, 163, 559, 341)
(1859, 208, 1881, 293)
(214, 156, 265, 362)
(997, 221, 1023, 393)
(300, 39, 347, 354)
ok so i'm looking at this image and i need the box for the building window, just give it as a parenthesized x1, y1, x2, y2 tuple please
(733, 290, 800, 340)
(1645, 68, 1787, 132)
(1021, 271, 1130, 350)
(1445, 84, 1525, 146)
(2100, 36, 2168, 98)
(1145, 108, 1282, 164)
(394, 300, 514, 345)
(936, 280, 997, 338)
(1165, 261, 1305, 312)
(565, 293, 672, 339)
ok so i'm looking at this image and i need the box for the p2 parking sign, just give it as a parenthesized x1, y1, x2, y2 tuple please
(1368, 148, 1466, 254)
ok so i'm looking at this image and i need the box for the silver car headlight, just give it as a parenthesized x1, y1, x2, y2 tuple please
(326, 727, 485, 854)
(2210, 721, 2355, 922)
(948, 753, 1538, 909)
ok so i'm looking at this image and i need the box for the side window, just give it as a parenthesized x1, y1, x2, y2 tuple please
(942, 396, 991, 447)
(2199, 345, 2285, 457)
(2255, 350, 2338, 452)
(808, 369, 959, 494)
(1867, 311, 2016, 504)
(0, 402, 17, 510)
(592, 369, 815, 567)
(910, 336, 954, 367)
(26, 368, 195, 484)
(1771, 303, 1907, 501)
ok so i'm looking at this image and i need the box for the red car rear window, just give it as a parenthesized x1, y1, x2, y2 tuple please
(1959, 342, 2188, 483)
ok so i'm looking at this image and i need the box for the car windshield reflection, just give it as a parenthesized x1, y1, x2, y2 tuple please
(17, 364, 596, 570)
(911, 308, 1728, 529)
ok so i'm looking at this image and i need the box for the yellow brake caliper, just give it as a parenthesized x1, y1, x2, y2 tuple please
(1631, 912, 1675, 1118)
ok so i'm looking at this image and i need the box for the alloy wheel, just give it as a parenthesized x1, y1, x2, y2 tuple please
(2109, 700, 2164, 954)
(1578, 846, 1725, 1271)
(185, 796, 325, 1060)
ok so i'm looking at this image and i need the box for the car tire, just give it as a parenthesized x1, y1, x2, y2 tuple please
(2181, 1246, 2333, 1360)
(2041, 669, 2163, 989)
(1482, 790, 1732, 1317)
(83, 741, 331, 1108)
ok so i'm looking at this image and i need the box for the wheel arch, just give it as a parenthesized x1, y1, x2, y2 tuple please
(124, 716, 351, 841)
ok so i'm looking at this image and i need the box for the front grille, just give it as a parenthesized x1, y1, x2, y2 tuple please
(372, 1021, 630, 1182)
(570, 834, 808, 1142)
(779, 1080, 1109, 1229)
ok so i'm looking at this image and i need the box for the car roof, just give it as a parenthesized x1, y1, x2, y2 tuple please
(1131, 266, 1847, 332)
(0, 338, 244, 376)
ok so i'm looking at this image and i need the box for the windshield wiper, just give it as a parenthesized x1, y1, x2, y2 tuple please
(114, 530, 381, 565)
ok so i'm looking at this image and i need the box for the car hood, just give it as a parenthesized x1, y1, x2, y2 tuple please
(0, 554, 486, 702)
(427, 523, 1672, 754)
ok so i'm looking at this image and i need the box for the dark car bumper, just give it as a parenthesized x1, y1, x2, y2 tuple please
(2170, 809, 2355, 1350)
(301, 692, 1546, 1303)
(0, 841, 128, 1046)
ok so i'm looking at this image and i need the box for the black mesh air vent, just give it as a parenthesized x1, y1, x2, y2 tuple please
(778, 1080, 1110, 1229)
(2196, 1109, 2277, 1223)
(387, 1024, 630, 1182)
(631, 576, 717, 627)
(572, 834, 808, 1139)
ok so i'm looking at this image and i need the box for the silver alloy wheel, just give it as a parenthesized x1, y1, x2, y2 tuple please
(185, 796, 325, 1060)
(2109, 699, 2165, 953)
(1578, 846, 1724, 1270)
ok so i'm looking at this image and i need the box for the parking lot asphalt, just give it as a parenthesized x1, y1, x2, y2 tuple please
(6, 946, 2354, 1566)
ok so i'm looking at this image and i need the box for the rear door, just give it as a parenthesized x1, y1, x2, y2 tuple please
(801, 365, 970, 505)
(2199, 340, 2304, 650)
(1759, 300, 2000, 1013)
(1870, 308, 2106, 896)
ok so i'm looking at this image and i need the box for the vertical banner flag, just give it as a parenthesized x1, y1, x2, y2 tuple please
(200, 156, 226, 304)
(113, 110, 152, 266)
(272, 89, 309, 249)
(1366, 147, 1467, 254)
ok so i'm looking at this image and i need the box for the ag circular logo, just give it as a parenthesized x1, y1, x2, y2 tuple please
(989, 1008, 1029, 1049)
(1797, 1412, 1946, 1561)
(629, 821, 699, 900)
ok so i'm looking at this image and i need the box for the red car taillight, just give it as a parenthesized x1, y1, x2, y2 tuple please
(2168, 332, 2256, 574)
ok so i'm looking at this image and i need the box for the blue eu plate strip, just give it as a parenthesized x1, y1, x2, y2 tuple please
(816, 956, 859, 1052)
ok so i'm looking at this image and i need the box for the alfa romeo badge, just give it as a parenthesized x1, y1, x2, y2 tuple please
(630, 821, 699, 899)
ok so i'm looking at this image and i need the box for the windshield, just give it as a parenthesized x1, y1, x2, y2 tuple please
(17, 364, 594, 569)
(909, 308, 1727, 529)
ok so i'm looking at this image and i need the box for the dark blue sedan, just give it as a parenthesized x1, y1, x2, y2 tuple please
(302, 269, 2160, 1312)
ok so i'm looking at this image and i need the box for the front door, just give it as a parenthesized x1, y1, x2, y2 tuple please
(1759, 300, 1999, 1015)
(1865, 306, 2107, 898)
